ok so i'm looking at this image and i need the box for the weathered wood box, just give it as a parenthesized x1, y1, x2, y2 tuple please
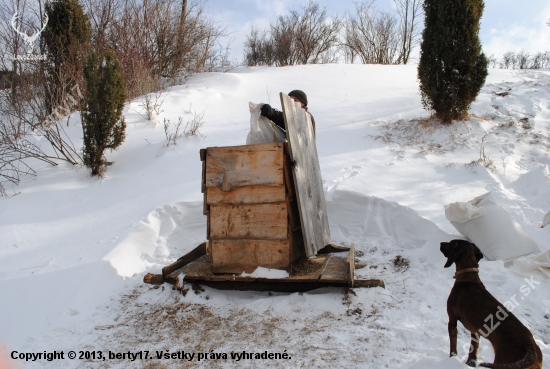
(201, 142, 304, 273)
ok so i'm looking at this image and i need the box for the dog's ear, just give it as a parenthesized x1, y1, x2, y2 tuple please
(473, 244, 484, 263)
(444, 246, 463, 268)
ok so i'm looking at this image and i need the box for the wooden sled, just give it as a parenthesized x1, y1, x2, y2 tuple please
(144, 242, 384, 292)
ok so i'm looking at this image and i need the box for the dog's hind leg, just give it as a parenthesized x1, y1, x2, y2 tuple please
(466, 333, 480, 367)
(448, 319, 458, 357)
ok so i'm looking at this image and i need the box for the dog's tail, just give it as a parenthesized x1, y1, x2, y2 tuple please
(479, 344, 537, 369)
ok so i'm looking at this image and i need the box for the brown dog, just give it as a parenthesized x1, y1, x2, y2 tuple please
(440, 239, 543, 368)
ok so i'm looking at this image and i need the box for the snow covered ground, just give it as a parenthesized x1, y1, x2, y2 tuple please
(1, 64, 549, 368)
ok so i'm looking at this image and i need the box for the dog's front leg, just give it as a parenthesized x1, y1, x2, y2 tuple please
(448, 319, 458, 357)
(466, 333, 479, 367)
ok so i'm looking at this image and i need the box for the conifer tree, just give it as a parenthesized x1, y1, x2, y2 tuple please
(82, 50, 126, 176)
(42, 0, 91, 114)
(418, 0, 488, 123)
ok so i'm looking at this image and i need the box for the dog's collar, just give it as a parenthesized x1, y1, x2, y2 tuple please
(453, 267, 479, 279)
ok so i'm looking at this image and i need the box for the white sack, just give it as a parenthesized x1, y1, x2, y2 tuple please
(246, 102, 286, 145)
(445, 201, 485, 223)
(541, 211, 550, 228)
(445, 192, 540, 261)
(512, 250, 550, 279)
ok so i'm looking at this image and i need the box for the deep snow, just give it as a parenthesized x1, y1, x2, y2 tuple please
(1, 64, 549, 368)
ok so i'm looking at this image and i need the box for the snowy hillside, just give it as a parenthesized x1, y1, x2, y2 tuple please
(1, 64, 549, 368)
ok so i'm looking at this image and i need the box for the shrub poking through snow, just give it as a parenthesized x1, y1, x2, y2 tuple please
(82, 49, 126, 176)
(392, 255, 410, 272)
(417, 0, 488, 123)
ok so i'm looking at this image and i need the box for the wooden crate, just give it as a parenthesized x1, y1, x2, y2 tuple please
(201, 142, 304, 273)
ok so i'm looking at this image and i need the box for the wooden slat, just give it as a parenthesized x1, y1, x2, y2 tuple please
(211, 239, 290, 273)
(280, 93, 331, 257)
(201, 160, 206, 193)
(346, 243, 355, 287)
(205, 143, 284, 190)
(283, 153, 295, 199)
(203, 193, 208, 216)
(206, 211, 210, 239)
(354, 279, 385, 288)
(143, 273, 164, 284)
(286, 195, 300, 232)
(209, 203, 288, 239)
(162, 242, 207, 279)
(207, 185, 285, 205)
(290, 226, 305, 263)
(284, 152, 301, 233)
(319, 255, 348, 282)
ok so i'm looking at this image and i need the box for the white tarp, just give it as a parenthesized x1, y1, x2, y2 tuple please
(246, 102, 286, 145)
(445, 192, 540, 261)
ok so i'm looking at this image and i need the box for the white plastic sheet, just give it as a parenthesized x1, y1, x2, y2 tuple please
(246, 102, 286, 145)
(445, 192, 540, 261)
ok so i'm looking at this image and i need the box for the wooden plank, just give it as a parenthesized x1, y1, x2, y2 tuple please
(280, 93, 331, 257)
(289, 223, 305, 264)
(207, 185, 285, 205)
(143, 273, 164, 285)
(203, 159, 208, 214)
(205, 143, 284, 190)
(206, 240, 212, 263)
(206, 211, 210, 240)
(209, 203, 288, 239)
(162, 242, 207, 279)
(201, 160, 206, 193)
(317, 244, 351, 254)
(283, 154, 295, 199)
(319, 255, 348, 282)
(354, 279, 385, 288)
(289, 255, 328, 281)
(346, 243, 355, 287)
(211, 239, 290, 273)
(203, 192, 208, 216)
(182, 277, 385, 292)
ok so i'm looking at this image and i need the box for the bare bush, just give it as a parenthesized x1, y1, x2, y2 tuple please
(500, 51, 515, 69)
(292, 2, 342, 64)
(183, 110, 205, 138)
(140, 90, 166, 122)
(0, 81, 82, 196)
(117, 0, 227, 76)
(496, 50, 550, 70)
(516, 50, 530, 69)
(343, 1, 400, 65)
(487, 54, 498, 68)
(0, 0, 228, 195)
(163, 117, 184, 146)
(244, 26, 273, 66)
(0, 0, 84, 196)
(83, 0, 229, 100)
(244, 1, 341, 67)
(394, 0, 423, 64)
(163, 110, 205, 146)
(136, 74, 168, 122)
